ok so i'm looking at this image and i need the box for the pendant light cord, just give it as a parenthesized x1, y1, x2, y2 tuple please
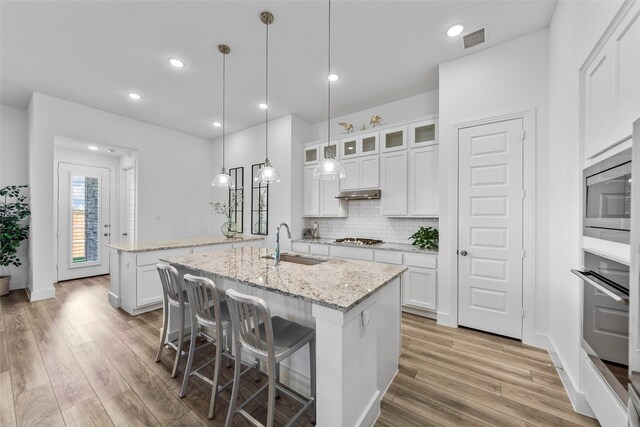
(265, 20, 269, 163)
(326, 0, 331, 157)
(222, 50, 226, 170)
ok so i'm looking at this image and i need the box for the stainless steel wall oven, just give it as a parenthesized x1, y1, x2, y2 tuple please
(572, 251, 630, 404)
(583, 148, 632, 243)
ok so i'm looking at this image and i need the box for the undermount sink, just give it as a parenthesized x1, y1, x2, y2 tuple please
(262, 253, 327, 266)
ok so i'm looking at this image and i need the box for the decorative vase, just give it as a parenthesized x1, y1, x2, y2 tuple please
(221, 218, 239, 239)
(0, 276, 10, 297)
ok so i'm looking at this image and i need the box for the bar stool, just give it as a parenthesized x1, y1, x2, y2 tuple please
(225, 289, 316, 427)
(155, 263, 189, 378)
(181, 274, 260, 419)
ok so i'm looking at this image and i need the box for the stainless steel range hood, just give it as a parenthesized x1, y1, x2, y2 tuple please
(335, 189, 381, 200)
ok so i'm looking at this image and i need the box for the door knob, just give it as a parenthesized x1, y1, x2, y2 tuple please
(460, 250, 468, 256)
(122, 233, 128, 236)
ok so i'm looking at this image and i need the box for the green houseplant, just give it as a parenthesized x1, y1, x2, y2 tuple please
(409, 226, 438, 251)
(0, 185, 30, 296)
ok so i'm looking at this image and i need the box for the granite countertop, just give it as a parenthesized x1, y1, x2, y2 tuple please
(163, 247, 407, 312)
(106, 235, 264, 253)
(291, 238, 438, 255)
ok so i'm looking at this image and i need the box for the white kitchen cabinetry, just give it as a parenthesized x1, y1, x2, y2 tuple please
(408, 145, 439, 216)
(303, 165, 347, 217)
(292, 242, 437, 316)
(583, 1, 640, 158)
(304, 145, 320, 165)
(340, 132, 379, 158)
(381, 151, 408, 216)
(409, 119, 437, 147)
(340, 155, 379, 191)
(381, 126, 407, 152)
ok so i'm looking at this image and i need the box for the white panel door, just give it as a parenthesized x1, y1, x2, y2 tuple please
(124, 167, 135, 243)
(57, 163, 110, 281)
(381, 151, 408, 216)
(303, 166, 319, 216)
(408, 145, 439, 216)
(458, 118, 524, 339)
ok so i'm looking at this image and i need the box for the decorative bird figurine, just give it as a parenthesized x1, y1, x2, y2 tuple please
(370, 115, 382, 127)
(338, 122, 354, 133)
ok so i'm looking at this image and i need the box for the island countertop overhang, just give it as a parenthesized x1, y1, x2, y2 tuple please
(162, 247, 406, 312)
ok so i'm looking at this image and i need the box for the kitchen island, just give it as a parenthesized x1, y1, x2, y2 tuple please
(106, 236, 263, 315)
(164, 247, 406, 427)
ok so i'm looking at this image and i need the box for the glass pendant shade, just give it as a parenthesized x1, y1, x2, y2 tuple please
(212, 167, 233, 188)
(314, 156, 345, 179)
(254, 159, 280, 184)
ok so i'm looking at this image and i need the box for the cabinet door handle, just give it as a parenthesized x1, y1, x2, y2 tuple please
(104, 233, 110, 237)
(460, 250, 468, 256)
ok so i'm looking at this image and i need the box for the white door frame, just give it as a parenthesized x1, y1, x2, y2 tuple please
(449, 107, 537, 345)
(119, 157, 137, 244)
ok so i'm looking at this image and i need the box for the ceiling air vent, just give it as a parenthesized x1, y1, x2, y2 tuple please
(463, 28, 485, 49)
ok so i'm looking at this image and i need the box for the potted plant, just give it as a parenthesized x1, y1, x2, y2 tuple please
(409, 226, 438, 251)
(211, 191, 242, 239)
(0, 185, 30, 296)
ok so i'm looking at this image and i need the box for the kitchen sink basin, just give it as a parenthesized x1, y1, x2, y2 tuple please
(262, 253, 326, 266)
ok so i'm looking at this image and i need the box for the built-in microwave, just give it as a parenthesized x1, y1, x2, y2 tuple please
(583, 147, 632, 243)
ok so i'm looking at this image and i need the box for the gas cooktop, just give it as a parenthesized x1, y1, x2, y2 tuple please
(334, 238, 384, 246)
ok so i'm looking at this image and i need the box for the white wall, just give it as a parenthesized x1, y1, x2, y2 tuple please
(27, 92, 214, 300)
(438, 30, 549, 337)
(546, 0, 624, 396)
(0, 104, 29, 289)
(212, 115, 309, 249)
(310, 90, 439, 140)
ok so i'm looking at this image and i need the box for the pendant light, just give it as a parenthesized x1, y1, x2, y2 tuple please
(314, 0, 345, 180)
(254, 11, 280, 185)
(212, 44, 234, 188)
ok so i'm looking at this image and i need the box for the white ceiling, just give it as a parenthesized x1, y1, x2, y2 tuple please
(1, 1, 557, 139)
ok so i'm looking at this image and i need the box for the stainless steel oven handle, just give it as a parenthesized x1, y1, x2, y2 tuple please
(571, 269, 629, 305)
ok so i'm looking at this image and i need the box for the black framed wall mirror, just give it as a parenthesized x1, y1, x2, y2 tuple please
(251, 163, 269, 235)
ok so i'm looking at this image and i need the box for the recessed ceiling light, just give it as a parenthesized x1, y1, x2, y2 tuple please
(259, 103, 268, 109)
(212, 122, 222, 127)
(328, 74, 339, 82)
(88, 145, 99, 151)
(128, 93, 142, 100)
(446, 24, 464, 37)
(169, 58, 184, 68)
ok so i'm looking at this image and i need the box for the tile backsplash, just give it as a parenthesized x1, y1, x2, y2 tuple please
(303, 199, 438, 244)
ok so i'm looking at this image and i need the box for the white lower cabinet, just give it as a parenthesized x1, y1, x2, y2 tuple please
(292, 242, 437, 315)
(402, 267, 436, 311)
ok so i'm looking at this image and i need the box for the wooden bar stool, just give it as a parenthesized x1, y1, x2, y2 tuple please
(225, 288, 316, 427)
(155, 263, 189, 378)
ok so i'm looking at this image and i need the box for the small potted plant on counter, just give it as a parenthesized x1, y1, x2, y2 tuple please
(409, 226, 438, 251)
(0, 185, 30, 296)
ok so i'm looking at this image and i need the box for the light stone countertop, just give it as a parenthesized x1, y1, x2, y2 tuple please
(291, 238, 438, 255)
(162, 247, 407, 312)
(106, 235, 264, 253)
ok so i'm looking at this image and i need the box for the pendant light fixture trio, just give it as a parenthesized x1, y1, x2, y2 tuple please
(212, 43, 234, 188)
(314, 0, 346, 180)
(254, 11, 281, 185)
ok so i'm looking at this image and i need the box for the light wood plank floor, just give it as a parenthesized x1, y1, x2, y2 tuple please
(0, 276, 599, 426)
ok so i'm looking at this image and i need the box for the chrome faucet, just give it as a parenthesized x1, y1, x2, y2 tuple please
(274, 222, 291, 267)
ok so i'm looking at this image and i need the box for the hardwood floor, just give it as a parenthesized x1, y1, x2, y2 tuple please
(0, 276, 598, 426)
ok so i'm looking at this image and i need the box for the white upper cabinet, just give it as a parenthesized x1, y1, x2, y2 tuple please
(340, 156, 379, 191)
(340, 132, 379, 158)
(303, 165, 347, 218)
(613, 3, 640, 140)
(321, 142, 339, 160)
(408, 145, 439, 216)
(381, 151, 408, 216)
(341, 137, 358, 159)
(409, 120, 437, 148)
(381, 126, 407, 152)
(583, 1, 640, 159)
(304, 145, 319, 165)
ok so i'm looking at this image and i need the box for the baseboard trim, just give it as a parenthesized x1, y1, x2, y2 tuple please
(534, 333, 552, 351)
(547, 339, 595, 418)
(402, 306, 436, 319)
(26, 286, 56, 302)
(436, 311, 451, 326)
(355, 390, 381, 427)
(108, 291, 120, 308)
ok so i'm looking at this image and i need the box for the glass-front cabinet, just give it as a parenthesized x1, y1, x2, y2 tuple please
(340, 132, 378, 158)
(409, 120, 437, 147)
(304, 145, 319, 165)
(381, 127, 407, 152)
(322, 143, 338, 160)
(341, 138, 358, 158)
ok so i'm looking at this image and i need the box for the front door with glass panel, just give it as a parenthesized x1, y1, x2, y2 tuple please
(57, 163, 110, 281)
